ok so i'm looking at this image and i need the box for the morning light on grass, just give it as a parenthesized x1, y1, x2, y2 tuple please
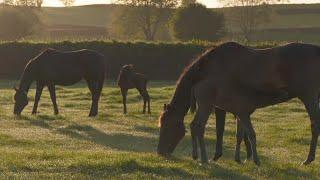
(0, 81, 318, 178)
(1, 0, 320, 179)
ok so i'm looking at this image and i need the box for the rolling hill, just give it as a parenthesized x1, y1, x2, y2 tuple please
(6, 3, 320, 42)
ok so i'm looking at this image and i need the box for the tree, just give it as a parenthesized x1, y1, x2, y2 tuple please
(60, 0, 75, 7)
(0, 7, 42, 41)
(14, 0, 37, 6)
(3, 0, 14, 5)
(171, 3, 225, 41)
(36, 0, 43, 7)
(219, 0, 285, 42)
(3, 0, 43, 7)
(181, 0, 196, 7)
(114, 0, 179, 41)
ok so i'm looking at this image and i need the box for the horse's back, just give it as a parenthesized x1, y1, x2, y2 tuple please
(32, 49, 106, 85)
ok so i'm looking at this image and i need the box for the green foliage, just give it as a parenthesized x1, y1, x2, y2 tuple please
(4, 0, 42, 7)
(0, 7, 42, 41)
(60, 0, 75, 7)
(181, 0, 196, 7)
(0, 41, 279, 80)
(170, 3, 225, 41)
(114, 0, 179, 41)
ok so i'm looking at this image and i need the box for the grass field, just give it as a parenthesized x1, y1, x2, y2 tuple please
(0, 80, 319, 179)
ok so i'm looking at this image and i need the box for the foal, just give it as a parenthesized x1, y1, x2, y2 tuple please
(117, 64, 150, 114)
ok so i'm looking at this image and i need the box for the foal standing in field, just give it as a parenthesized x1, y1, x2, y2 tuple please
(117, 64, 150, 114)
(14, 48, 106, 117)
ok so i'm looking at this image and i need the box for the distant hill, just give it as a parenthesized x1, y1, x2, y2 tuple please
(3, 3, 320, 42)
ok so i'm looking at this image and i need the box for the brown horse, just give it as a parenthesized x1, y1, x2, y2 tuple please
(14, 48, 106, 117)
(190, 98, 252, 163)
(117, 64, 150, 114)
(158, 42, 320, 166)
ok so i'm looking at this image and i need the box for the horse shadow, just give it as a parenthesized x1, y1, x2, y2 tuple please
(56, 123, 157, 153)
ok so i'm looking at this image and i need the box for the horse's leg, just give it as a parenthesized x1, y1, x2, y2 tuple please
(94, 79, 104, 116)
(143, 96, 146, 114)
(48, 83, 59, 115)
(243, 131, 253, 160)
(195, 103, 212, 164)
(32, 82, 44, 114)
(121, 88, 128, 114)
(190, 120, 199, 160)
(144, 83, 151, 114)
(87, 80, 102, 117)
(238, 114, 260, 166)
(299, 94, 320, 165)
(235, 117, 244, 163)
(138, 88, 150, 114)
(147, 90, 151, 114)
(213, 107, 226, 161)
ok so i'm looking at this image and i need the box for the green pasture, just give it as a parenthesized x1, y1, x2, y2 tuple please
(0, 80, 319, 179)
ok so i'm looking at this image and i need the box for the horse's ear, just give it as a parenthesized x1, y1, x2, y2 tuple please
(163, 104, 167, 111)
(128, 64, 134, 70)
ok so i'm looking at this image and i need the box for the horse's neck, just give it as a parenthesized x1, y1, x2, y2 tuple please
(170, 79, 193, 118)
(19, 66, 34, 93)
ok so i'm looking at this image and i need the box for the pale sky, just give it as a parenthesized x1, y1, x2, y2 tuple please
(3, 0, 318, 7)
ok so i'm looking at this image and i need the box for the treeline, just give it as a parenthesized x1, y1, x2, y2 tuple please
(0, 0, 280, 43)
(0, 41, 276, 80)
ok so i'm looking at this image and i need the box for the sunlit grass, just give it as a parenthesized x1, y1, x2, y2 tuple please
(0, 80, 319, 179)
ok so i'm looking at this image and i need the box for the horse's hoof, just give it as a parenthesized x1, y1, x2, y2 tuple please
(200, 160, 209, 166)
(254, 159, 261, 166)
(32, 112, 37, 115)
(235, 158, 242, 164)
(213, 153, 222, 161)
(302, 158, 314, 165)
(201, 158, 209, 165)
(244, 155, 253, 163)
(192, 154, 198, 160)
(199, 162, 208, 167)
(244, 158, 252, 163)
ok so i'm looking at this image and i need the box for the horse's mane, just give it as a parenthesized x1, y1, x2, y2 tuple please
(176, 47, 216, 85)
(177, 42, 246, 85)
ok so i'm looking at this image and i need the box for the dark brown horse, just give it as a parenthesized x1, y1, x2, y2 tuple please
(14, 48, 106, 117)
(117, 64, 150, 114)
(158, 42, 320, 166)
(190, 99, 252, 163)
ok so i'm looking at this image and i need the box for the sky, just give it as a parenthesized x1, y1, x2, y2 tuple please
(0, 0, 316, 7)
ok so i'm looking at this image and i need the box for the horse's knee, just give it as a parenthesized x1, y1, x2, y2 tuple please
(311, 120, 320, 134)
(236, 132, 243, 140)
(190, 122, 199, 135)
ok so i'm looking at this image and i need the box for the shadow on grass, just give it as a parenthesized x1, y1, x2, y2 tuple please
(21, 114, 65, 130)
(69, 159, 253, 179)
(69, 159, 195, 178)
(56, 123, 157, 153)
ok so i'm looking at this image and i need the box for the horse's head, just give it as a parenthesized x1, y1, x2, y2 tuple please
(13, 87, 28, 115)
(157, 104, 186, 156)
(120, 64, 134, 74)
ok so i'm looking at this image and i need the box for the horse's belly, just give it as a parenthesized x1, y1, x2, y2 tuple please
(54, 77, 82, 86)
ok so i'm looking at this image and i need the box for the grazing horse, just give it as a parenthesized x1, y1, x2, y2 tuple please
(158, 42, 320, 166)
(117, 64, 150, 114)
(14, 48, 106, 117)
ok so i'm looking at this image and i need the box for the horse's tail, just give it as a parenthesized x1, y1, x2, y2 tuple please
(190, 87, 197, 114)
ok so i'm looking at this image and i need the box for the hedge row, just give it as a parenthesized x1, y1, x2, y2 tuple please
(0, 41, 276, 80)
